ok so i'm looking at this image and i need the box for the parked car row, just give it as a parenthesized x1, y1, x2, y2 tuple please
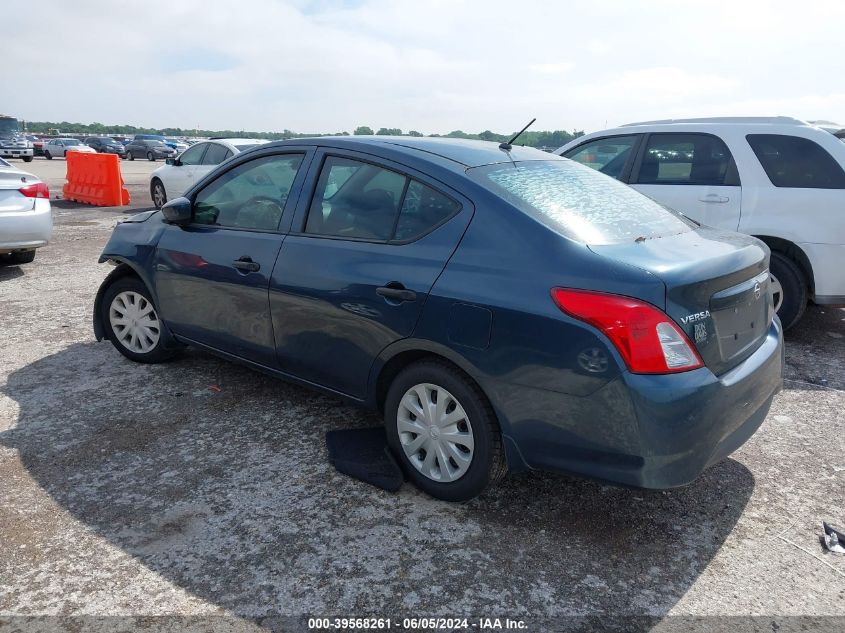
(557, 117, 845, 330)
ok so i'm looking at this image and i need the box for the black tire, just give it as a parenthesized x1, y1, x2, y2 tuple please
(150, 179, 167, 209)
(384, 360, 506, 501)
(101, 276, 176, 364)
(22, 156, 33, 163)
(44, 151, 52, 160)
(770, 251, 807, 331)
(8, 250, 36, 265)
(147, 152, 155, 161)
(128, 151, 134, 161)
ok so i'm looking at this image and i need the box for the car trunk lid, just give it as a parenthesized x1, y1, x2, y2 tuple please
(589, 227, 773, 375)
(0, 170, 37, 213)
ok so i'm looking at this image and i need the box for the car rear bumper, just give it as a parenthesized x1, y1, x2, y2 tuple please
(0, 200, 53, 253)
(494, 318, 784, 488)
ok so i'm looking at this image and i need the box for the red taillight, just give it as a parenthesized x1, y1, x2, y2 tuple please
(551, 288, 704, 374)
(19, 182, 49, 199)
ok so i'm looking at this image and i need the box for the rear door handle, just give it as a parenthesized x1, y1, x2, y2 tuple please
(232, 256, 260, 272)
(699, 194, 730, 203)
(377, 284, 417, 303)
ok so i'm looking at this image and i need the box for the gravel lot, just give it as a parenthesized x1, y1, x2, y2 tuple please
(1, 156, 844, 631)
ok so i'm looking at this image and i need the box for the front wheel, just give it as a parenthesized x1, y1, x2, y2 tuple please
(22, 156, 33, 163)
(44, 151, 52, 160)
(127, 151, 134, 161)
(147, 152, 155, 161)
(151, 179, 167, 209)
(384, 360, 506, 501)
(770, 251, 807, 331)
(101, 277, 175, 363)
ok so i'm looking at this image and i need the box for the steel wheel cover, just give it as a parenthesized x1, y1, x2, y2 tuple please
(397, 383, 474, 482)
(109, 291, 160, 354)
(770, 273, 784, 313)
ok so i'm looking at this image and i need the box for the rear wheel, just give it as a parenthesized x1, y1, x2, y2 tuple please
(770, 251, 807, 331)
(7, 250, 36, 265)
(385, 360, 506, 501)
(151, 179, 167, 209)
(101, 277, 175, 363)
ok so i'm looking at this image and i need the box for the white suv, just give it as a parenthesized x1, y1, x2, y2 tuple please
(557, 117, 845, 329)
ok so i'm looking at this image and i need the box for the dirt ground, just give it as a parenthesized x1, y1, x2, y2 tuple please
(1, 156, 844, 631)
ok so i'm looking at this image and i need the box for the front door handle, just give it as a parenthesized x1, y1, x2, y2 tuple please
(699, 194, 730, 203)
(377, 284, 417, 303)
(232, 256, 260, 272)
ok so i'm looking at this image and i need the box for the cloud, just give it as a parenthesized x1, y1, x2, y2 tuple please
(4, 0, 843, 134)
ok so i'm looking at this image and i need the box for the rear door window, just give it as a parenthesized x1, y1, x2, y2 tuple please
(394, 181, 461, 241)
(305, 157, 407, 241)
(563, 135, 639, 180)
(635, 133, 736, 185)
(746, 134, 845, 188)
(201, 143, 230, 165)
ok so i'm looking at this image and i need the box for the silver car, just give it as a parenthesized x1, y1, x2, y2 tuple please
(0, 157, 52, 264)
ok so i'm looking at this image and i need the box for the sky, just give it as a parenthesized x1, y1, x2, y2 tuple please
(3, 0, 844, 135)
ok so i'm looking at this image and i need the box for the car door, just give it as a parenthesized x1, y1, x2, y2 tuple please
(269, 149, 472, 398)
(153, 148, 313, 367)
(167, 142, 207, 196)
(630, 132, 742, 230)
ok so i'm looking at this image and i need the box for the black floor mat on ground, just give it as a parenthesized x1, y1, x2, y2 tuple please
(325, 427, 404, 492)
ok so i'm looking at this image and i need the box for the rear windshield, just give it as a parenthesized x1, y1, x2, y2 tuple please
(468, 159, 694, 245)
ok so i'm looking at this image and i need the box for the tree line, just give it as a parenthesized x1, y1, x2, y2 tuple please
(22, 121, 583, 148)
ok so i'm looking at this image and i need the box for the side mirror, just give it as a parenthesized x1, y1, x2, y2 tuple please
(161, 197, 192, 225)
(165, 157, 175, 166)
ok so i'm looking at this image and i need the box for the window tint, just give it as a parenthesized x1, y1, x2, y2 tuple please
(394, 181, 460, 241)
(564, 135, 638, 180)
(193, 154, 303, 230)
(469, 160, 693, 245)
(202, 143, 230, 165)
(637, 134, 733, 185)
(746, 134, 845, 189)
(305, 157, 406, 240)
(178, 143, 206, 166)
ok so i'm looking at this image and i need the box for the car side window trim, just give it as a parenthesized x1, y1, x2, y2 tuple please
(291, 149, 464, 245)
(183, 147, 315, 234)
(562, 134, 644, 183)
(630, 132, 741, 187)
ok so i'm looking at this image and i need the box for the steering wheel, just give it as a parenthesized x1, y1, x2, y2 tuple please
(237, 195, 285, 229)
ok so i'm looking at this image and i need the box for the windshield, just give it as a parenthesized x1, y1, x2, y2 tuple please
(0, 118, 19, 135)
(468, 159, 694, 245)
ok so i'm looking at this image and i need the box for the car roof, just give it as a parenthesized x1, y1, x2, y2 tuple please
(268, 135, 555, 169)
(620, 116, 808, 127)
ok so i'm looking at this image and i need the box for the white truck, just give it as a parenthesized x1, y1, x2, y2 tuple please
(0, 115, 35, 162)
